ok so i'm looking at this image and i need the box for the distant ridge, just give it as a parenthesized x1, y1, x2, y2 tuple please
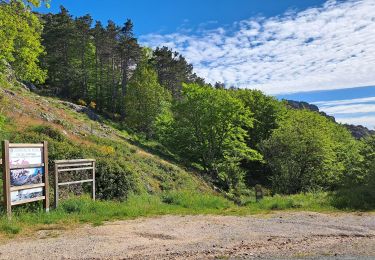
(285, 100, 375, 139)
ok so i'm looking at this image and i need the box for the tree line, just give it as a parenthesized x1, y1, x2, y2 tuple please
(0, 1, 374, 208)
(40, 6, 204, 119)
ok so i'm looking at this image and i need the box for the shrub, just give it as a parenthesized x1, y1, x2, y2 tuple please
(30, 125, 66, 142)
(77, 99, 87, 106)
(89, 101, 96, 110)
(332, 187, 375, 210)
(96, 159, 136, 201)
(98, 145, 115, 156)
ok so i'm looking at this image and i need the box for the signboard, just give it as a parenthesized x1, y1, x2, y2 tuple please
(2, 141, 49, 217)
(9, 148, 43, 166)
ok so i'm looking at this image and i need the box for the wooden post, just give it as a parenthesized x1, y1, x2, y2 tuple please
(43, 141, 49, 212)
(92, 161, 95, 201)
(2, 141, 11, 218)
(54, 161, 59, 209)
(255, 184, 263, 202)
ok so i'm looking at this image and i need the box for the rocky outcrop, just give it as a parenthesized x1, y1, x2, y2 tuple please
(285, 100, 374, 139)
(60, 101, 101, 121)
(343, 124, 375, 139)
(285, 99, 336, 122)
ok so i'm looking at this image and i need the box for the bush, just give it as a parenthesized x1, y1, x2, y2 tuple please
(77, 99, 87, 106)
(89, 101, 96, 109)
(332, 187, 375, 210)
(30, 125, 66, 142)
(96, 159, 136, 201)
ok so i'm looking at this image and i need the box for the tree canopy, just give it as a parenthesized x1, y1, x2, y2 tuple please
(0, 0, 46, 82)
(261, 109, 361, 194)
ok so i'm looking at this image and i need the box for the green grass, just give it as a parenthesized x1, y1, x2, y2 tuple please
(251, 192, 334, 211)
(0, 191, 362, 238)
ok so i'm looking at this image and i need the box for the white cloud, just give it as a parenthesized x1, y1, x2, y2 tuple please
(336, 115, 375, 129)
(321, 104, 375, 114)
(314, 96, 375, 127)
(141, 0, 375, 95)
(313, 97, 375, 107)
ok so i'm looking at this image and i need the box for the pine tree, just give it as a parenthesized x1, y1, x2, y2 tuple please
(118, 19, 141, 118)
(151, 46, 205, 98)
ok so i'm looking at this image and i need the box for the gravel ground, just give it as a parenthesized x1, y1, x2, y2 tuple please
(0, 212, 374, 259)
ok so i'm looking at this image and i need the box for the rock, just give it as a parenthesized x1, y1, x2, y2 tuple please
(40, 112, 55, 122)
(343, 124, 375, 139)
(22, 82, 38, 92)
(3, 89, 15, 96)
(60, 101, 101, 121)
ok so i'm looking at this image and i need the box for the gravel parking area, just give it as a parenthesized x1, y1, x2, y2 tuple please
(0, 212, 374, 259)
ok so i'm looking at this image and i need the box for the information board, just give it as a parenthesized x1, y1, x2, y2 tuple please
(2, 141, 49, 218)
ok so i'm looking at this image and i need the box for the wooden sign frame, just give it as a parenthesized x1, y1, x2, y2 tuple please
(54, 159, 95, 209)
(2, 141, 49, 218)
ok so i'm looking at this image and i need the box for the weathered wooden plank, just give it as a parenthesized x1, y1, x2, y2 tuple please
(11, 196, 45, 206)
(57, 167, 94, 172)
(92, 161, 96, 201)
(54, 162, 59, 209)
(10, 183, 45, 192)
(58, 179, 94, 186)
(2, 141, 11, 218)
(57, 163, 93, 168)
(43, 141, 49, 212)
(54, 159, 95, 164)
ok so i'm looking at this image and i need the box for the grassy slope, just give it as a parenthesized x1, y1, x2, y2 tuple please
(0, 81, 211, 195)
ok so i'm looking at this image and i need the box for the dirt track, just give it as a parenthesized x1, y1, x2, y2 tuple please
(0, 212, 374, 259)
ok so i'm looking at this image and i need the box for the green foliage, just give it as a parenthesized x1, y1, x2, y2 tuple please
(96, 159, 136, 201)
(151, 46, 205, 98)
(0, 1, 46, 82)
(0, 221, 21, 235)
(332, 186, 375, 210)
(166, 83, 260, 170)
(30, 125, 66, 142)
(261, 109, 362, 194)
(0, 114, 5, 132)
(334, 135, 375, 209)
(160, 83, 261, 192)
(247, 192, 333, 212)
(125, 54, 171, 137)
(230, 89, 286, 187)
(231, 89, 286, 148)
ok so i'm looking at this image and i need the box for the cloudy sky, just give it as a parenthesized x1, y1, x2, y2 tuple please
(37, 0, 375, 128)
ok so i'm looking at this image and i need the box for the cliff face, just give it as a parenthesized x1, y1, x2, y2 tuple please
(285, 100, 374, 139)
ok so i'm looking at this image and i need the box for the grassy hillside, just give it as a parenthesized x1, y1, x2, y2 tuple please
(0, 78, 372, 239)
(0, 78, 212, 200)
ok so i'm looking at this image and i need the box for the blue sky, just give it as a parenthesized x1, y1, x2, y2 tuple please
(35, 0, 375, 129)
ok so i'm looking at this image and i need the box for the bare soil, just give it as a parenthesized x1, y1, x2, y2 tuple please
(0, 212, 374, 259)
